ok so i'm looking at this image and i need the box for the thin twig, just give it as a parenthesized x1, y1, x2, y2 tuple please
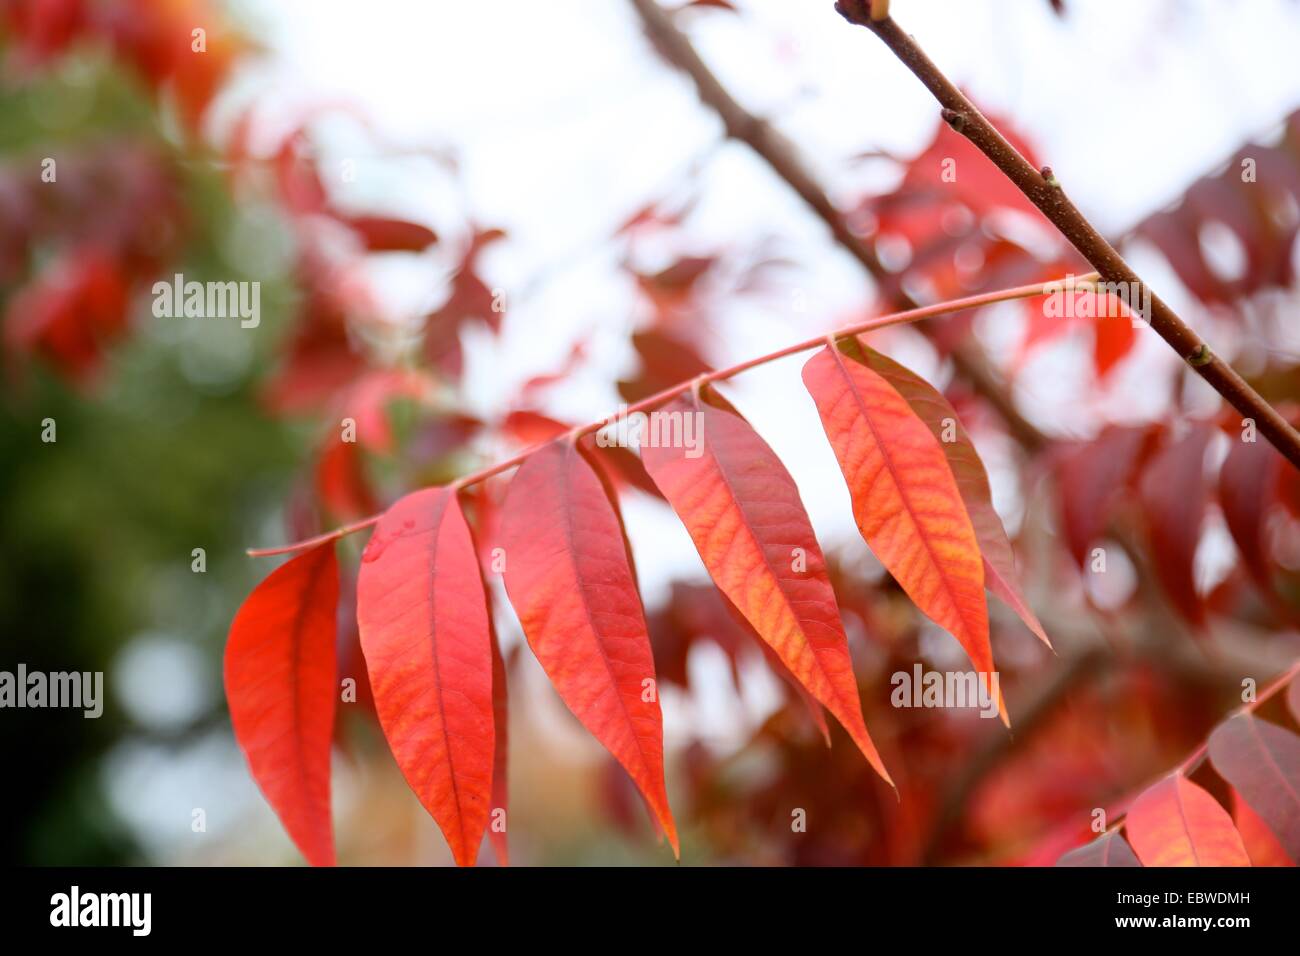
(247, 274, 1080, 557)
(835, 0, 1300, 469)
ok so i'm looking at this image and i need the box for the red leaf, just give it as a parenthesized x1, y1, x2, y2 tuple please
(275, 132, 327, 216)
(583, 440, 668, 502)
(225, 543, 339, 866)
(802, 341, 997, 716)
(3, 0, 87, 65)
(4, 245, 129, 385)
(343, 215, 438, 252)
(855, 343, 1049, 648)
(501, 410, 569, 447)
(634, 256, 715, 320)
(1139, 425, 1215, 629)
(499, 439, 679, 855)
(1093, 301, 1137, 380)
(1207, 713, 1300, 862)
(1125, 774, 1250, 866)
(1219, 431, 1285, 609)
(503, 412, 670, 505)
(752, 629, 832, 746)
(1056, 830, 1141, 867)
(341, 369, 431, 454)
(618, 329, 712, 404)
(640, 386, 891, 784)
(357, 488, 495, 867)
(1056, 425, 1155, 566)
(422, 228, 507, 369)
(1232, 789, 1295, 866)
(314, 436, 377, 521)
(880, 108, 1045, 232)
(1016, 289, 1136, 381)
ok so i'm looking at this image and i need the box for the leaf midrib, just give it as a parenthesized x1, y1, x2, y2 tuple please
(828, 345, 978, 654)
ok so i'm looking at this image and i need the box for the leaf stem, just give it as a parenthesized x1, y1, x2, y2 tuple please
(247, 273, 1084, 557)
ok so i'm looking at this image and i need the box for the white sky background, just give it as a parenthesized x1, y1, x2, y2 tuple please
(218, 0, 1300, 594)
(108, 0, 1300, 861)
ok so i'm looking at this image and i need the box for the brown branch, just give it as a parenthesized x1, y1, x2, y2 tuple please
(835, 0, 1300, 469)
(627, 0, 1047, 452)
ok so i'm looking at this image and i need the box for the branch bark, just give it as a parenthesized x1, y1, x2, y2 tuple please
(835, 0, 1300, 469)
(627, 0, 1047, 451)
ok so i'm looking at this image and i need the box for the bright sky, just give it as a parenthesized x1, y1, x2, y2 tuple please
(108, 0, 1300, 861)
(217, 0, 1300, 587)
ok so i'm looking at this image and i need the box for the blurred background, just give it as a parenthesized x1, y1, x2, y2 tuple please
(4, 0, 1300, 866)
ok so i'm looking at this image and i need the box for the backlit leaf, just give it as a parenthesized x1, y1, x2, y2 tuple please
(1207, 713, 1300, 861)
(499, 439, 679, 855)
(802, 340, 996, 714)
(1124, 774, 1250, 867)
(1232, 789, 1295, 866)
(357, 487, 495, 867)
(641, 386, 891, 784)
(854, 341, 1049, 649)
(225, 542, 339, 867)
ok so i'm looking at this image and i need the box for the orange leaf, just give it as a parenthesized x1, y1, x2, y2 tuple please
(225, 543, 339, 866)
(499, 439, 679, 856)
(641, 386, 891, 785)
(1231, 789, 1295, 866)
(357, 488, 496, 867)
(1208, 713, 1300, 862)
(854, 342, 1049, 649)
(802, 340, 997, 716)
(1124, 774, 1250, 866)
